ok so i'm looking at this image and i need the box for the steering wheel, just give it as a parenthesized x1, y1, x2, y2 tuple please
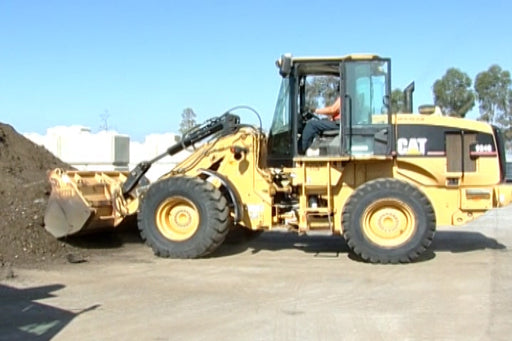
(298, 110, 319, 134)
(301, 110, 319, 121)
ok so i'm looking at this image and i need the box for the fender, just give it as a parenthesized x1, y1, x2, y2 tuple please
(197, 168, 243, 223)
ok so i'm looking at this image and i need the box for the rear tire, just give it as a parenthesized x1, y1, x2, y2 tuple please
(138, 177, 229, 258)
(342, 178, 436, 264)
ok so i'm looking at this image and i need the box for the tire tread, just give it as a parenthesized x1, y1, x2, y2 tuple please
(138, 176, 230, 259)
(342, 178, 436, 264)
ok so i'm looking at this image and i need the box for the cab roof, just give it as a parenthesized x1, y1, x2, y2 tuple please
(278, 53, 387, 76)
(289, 53, 384, 63)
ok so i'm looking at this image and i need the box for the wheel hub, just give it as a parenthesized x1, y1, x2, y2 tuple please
(362, 199, 416, 248)
(155, 197, 200, 241)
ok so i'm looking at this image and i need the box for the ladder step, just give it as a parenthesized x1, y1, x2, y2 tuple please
(304, 208, 331, 214)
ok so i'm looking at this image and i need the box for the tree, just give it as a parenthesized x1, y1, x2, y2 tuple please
(432, 68, 475, 117)
(391, 88, 406, 113)
(306, 76, 339, 110)
(495, 89, 512, 148)
(474, 65, 511, 125)
(179, 108, 197, 135)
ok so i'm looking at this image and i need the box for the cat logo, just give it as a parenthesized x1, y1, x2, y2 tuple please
(397, 137, 428, 155)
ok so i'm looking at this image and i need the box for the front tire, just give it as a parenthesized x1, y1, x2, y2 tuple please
(138, 177, 229, 258)
(342, 178, 436, 264)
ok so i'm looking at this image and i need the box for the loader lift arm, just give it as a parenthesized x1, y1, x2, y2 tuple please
(121, 113, 240, 196)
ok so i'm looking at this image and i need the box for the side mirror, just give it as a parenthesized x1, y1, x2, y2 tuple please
(276, 53, 292, 77)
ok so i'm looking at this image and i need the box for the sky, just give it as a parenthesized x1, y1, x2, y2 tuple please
(1, 0, 511, 141)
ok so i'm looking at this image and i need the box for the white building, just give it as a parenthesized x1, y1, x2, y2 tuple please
(129, 133, 191, 181)
(25, 126, 190, 181)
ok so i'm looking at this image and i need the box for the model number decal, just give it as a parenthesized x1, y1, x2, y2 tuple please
(473, 144, 493, 153)
(397, 138, 428, 155)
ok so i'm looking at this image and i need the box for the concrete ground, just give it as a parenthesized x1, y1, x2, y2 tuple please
(1, 206, 512, 341)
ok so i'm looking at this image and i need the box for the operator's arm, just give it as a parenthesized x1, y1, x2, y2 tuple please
(314, 97, 341, 118)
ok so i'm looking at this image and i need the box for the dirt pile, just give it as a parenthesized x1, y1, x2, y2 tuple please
(0, 122, 86, 267)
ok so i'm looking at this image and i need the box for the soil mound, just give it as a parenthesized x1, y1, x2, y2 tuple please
(0, 123, 84, 267)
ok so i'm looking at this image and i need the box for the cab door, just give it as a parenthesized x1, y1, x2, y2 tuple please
(341, 59, 393, 156)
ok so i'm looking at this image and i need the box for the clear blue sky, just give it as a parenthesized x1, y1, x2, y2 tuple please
(1, 0, 511, 141)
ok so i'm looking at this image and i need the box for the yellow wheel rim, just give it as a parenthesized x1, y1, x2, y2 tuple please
(362, 199, 416, 248)
(155, 197, 200, 241)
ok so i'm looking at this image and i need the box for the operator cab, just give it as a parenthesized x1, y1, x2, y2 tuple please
(267, 54, 393, 167)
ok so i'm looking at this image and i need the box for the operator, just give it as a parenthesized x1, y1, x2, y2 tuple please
(300, 96, 341, 153)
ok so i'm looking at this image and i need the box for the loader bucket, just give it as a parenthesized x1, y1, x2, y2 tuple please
(44, 169, 133, 238)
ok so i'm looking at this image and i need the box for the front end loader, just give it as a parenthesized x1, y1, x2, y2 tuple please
(45, 53, 512, 263)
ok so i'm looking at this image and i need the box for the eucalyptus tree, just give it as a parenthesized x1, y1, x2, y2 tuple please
(433, 68, 475, 117)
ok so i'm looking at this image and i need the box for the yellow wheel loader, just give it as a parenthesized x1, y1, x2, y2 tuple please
(45, 54, 512, 263)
